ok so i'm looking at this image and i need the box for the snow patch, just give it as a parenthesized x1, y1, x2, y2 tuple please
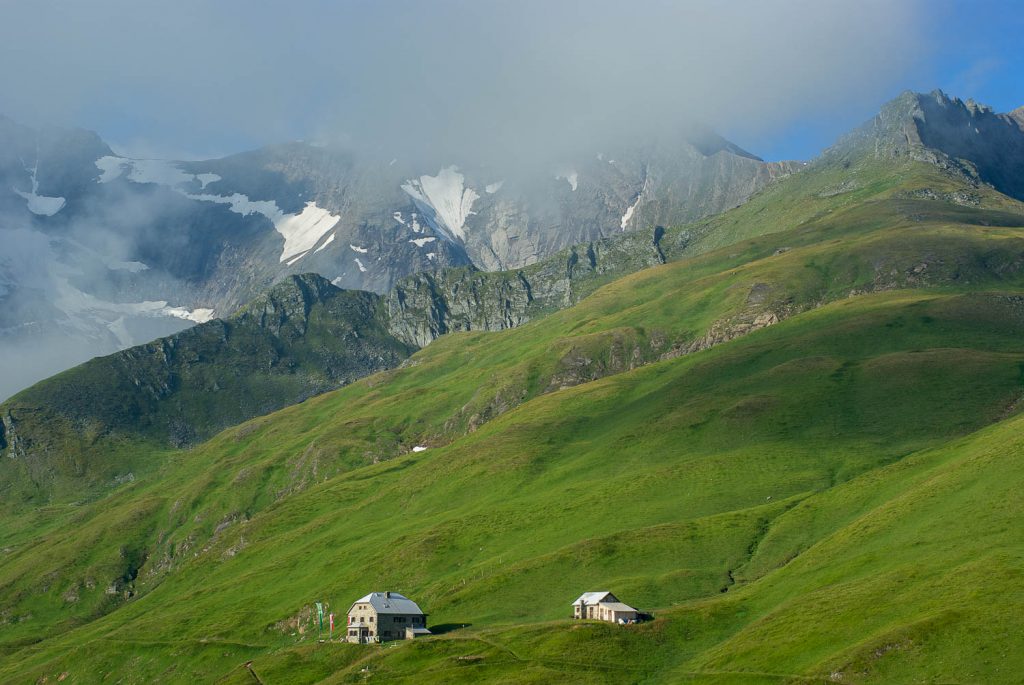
(485, 181, 504, 194)
(125, 158, 196, 186)
(349, 244, 369, 253)
(97, 156, 221, 191)
(13, 188, 65, 216)
(184, 193, 339, 264)
(411, 213, 423, 233)
(94, 156, 341, 265)
(412, 445, 428, 452)
(195, 173, 220, 189)
(620, 199, 639, 230)
(182, 191, 281, 220)
(393, 211, 406, 225)
(401, 166, 479, 242)
(409, 237, 436, 247)
(556, 170, 578, 191)
(163, 306, 216, 323)
(273, 202, 340, 263)
(620, 177, 648, 231)
(14, 155, 65, 215)
(426, 252, 436, 261)
(354, 258, 367, 272)
(95, 156, 128, 182)
(314, 234, 336, 253)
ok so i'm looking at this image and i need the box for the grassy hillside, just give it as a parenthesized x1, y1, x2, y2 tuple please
(0, 274, 413, 504)
(5, 113, 1017, 511)
(4, 288, 1024, 684)
(3, 144, 1024, 683)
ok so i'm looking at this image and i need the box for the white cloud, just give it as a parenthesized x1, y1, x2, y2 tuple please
(0, 1, 931, 162)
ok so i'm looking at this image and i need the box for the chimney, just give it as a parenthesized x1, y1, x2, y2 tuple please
(385, 591, 391, 599)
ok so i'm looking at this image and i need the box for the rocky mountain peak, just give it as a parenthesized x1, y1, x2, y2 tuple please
(684, 125, 763, 161)
(235, 272, 342, 335)
(824, 89, 1024, 201)
(1009, 105, 1024, 129)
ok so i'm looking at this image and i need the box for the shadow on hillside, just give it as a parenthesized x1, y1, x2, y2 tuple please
(430, 623, 472, 635)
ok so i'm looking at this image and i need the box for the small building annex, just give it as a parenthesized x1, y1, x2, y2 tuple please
(346, 591, 430, 643)
(571, 591, 640, 624)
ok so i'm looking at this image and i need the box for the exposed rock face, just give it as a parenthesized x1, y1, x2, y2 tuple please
(459, 132, 800, 272)
(383, 226, 671, 347)
(0, 116, 797, 398)
(826, 89, 1024, 200)
(0, 411, 10, 453)
(623, 135, 801, 244)
(239, 272, 343, 335)
(911, 91, 1024, 200)
(1009, 106, 1024, 129)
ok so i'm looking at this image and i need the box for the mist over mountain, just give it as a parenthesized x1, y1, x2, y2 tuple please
(5, 88, 1024, 492)
(0, 0, 947, 400)
(0, 115, 804, 400)
(3, 1, 1024, 680)
(0, 1, 929, 163)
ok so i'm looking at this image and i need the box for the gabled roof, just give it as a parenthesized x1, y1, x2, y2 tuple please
(598, 601, 638, 612)
(571, 591, 616, 606)
(349, 592, 425, 615)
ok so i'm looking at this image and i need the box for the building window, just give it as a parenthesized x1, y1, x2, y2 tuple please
(369, 616, 374, 622)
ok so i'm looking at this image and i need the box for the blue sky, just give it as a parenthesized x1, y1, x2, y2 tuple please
(0, 1, 1019, 163)
(746, 0, 1024, 160)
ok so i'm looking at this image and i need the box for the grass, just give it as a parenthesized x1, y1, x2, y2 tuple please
(0, 277, 413, 505)
(2, 156, 1024, 683)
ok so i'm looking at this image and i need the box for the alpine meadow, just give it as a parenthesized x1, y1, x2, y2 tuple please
(2, 2, 1024, 684)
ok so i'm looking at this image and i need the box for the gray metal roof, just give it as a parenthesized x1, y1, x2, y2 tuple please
(598, 601, 638, 612)
(349, 592, 425, 615)
(571, 591, 615, 606)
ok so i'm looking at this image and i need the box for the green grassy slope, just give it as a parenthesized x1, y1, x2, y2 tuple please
(3, 149, 1024, 682)
(0, 274, 413, 504)
(4, 111, 1016, 512)
(4, 288, 1024, 684)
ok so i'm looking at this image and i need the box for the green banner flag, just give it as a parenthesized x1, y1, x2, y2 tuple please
(315, 602, 324, 631)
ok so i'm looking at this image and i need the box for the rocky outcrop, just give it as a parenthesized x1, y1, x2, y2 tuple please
(235, 272, 341, 335)
(825, 90, 1024, 201)
(384, 268, 535, 348)
(383, 225, 671, 347)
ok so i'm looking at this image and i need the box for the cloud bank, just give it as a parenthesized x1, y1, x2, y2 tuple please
(0, 0, 930, 162)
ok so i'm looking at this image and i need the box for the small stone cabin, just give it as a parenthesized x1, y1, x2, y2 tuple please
(346, 591, 429, 643)
(571, 591, 640, 624)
